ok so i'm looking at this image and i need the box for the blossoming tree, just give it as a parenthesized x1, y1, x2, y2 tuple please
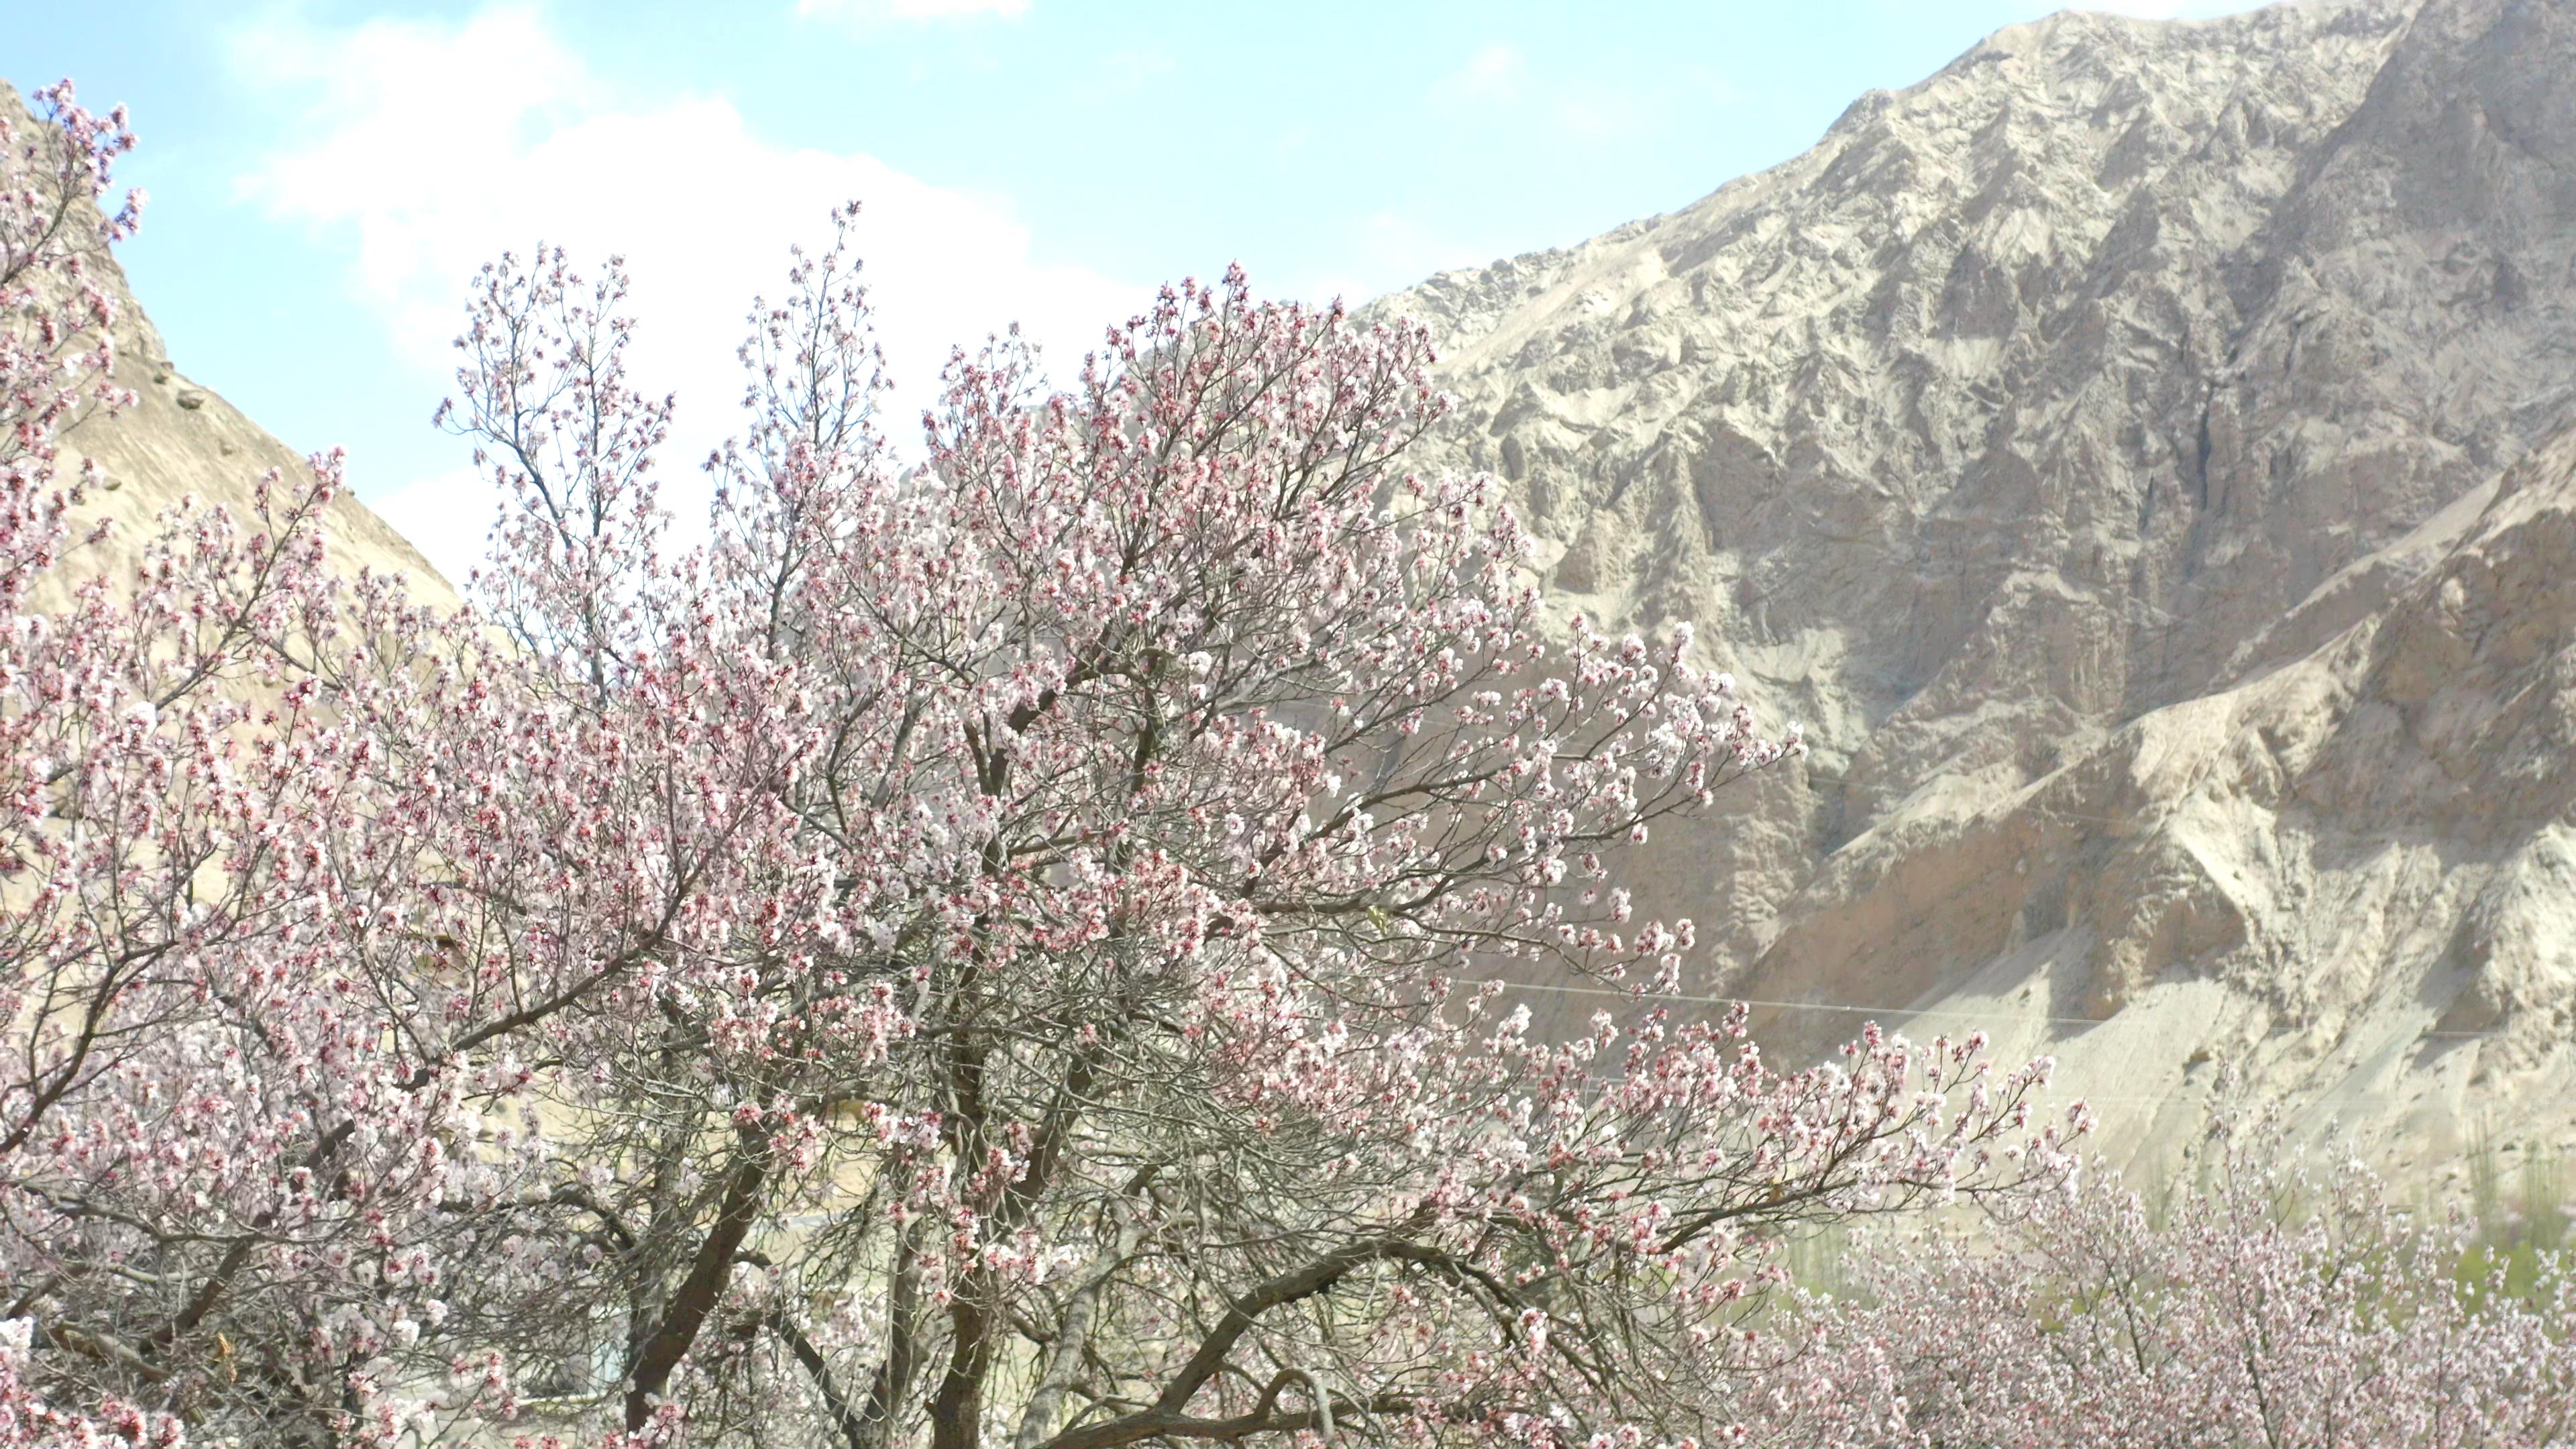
(0, 85, 2086, 1446)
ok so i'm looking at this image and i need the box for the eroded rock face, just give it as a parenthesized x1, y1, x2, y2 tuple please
(1381, 0, 2576, 1169)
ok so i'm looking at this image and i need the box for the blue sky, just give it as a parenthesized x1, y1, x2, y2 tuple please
(11, 0, 2254, 575)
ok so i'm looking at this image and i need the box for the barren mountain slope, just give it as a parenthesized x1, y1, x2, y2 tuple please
(1, 83, 448, 610)
(54, 329, 451, 612)
(1384, 0, 2576, 1169)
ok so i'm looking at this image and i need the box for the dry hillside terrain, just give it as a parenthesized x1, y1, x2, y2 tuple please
(0, 84, 447, 612)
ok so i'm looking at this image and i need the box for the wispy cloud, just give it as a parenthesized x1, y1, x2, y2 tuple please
(1295, 211, 1497, 309)
(1429, 45, 1527, 113)
(1429, 44, 1734, 144)
(1102, 46, 1177, 95)
(229, 3, 1136, 578)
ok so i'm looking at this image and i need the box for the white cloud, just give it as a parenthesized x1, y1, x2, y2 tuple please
(1101, 46, 1177, 95)
(1293, 211, 1496, 311)
(1430, 46, 1526, 113)
(1427, 44, 1729, 144)
(1552, 93, 1650, 142)
(371, 464, 506, 582)
(231, 3, 1134, 579)
(798, 0, 1030, 23)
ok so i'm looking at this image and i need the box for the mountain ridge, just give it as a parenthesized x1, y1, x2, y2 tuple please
(1381, 0, 2576, 1173)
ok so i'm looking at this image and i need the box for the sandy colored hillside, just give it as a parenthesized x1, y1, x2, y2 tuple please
(0, 83, 450, 612)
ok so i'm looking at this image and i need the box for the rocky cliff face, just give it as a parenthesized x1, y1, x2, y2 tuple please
(1384, 0, 2576, 1172)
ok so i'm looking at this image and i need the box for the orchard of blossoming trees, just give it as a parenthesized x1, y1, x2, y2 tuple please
(1744, 1121, 2576, 1448)
(0, 80, 2567, 1449)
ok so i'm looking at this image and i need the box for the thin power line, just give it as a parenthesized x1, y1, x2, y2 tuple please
(1480, 979, 2512, 1115)
(1479, 977, 2500, 1042)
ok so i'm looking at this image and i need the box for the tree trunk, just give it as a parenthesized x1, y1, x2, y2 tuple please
(625, 1138, 771, 1430)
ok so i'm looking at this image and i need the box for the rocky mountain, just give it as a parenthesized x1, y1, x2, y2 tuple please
(50, 341, 451, 615)
(1384, 0, 2576, 1175)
